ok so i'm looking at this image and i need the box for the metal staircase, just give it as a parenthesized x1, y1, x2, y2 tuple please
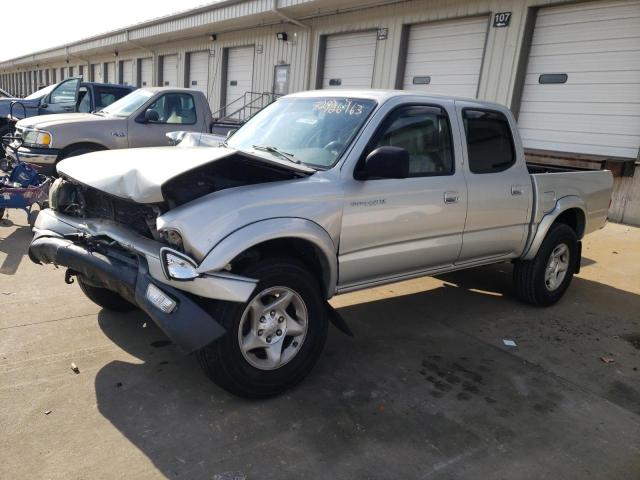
(210, 92, 281, 136)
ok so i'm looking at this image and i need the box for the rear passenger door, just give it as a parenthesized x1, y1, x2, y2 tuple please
(456, 104, 532, 262)
(339, 103, 468, 287)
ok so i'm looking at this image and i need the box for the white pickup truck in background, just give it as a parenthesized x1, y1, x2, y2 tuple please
(29, 90, 613, 397)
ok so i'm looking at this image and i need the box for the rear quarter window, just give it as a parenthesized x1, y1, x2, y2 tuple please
(462, 109, 515, 174)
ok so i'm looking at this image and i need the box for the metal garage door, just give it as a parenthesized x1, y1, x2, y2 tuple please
(120, 60, 133, 86)
(322, 31, 377, 89)
(225, 46, 254, 106)
(105, 62, 116, 83)
(402, 16, 489, 97)
(188, 51, 209, 96)
(518, 0, 640, 159)
(162, 54, 179, 86)
(139, 58, 152, 87)
(92, 63, 102, 82)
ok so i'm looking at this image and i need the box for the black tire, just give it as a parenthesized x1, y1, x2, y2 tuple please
(513, 223, 578, 307)
(197, 257, 328, 398)
(0, 125, 13, 160)
(77, 277, 137, 312)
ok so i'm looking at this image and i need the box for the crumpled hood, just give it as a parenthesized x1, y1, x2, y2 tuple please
(17, 112, 105, 129)
(57, 146, 314, 204)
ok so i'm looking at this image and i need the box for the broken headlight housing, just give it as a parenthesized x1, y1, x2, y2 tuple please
(161, 248, 199, 281)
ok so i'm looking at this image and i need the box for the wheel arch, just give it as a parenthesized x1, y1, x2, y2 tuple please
(57, 141, 108, 161)
(197, 218, 338, 299)
(522, 196, 586, 261)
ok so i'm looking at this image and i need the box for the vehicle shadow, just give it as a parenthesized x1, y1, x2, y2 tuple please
(0, 225, 32, 275)
(94, 265, 640, 479)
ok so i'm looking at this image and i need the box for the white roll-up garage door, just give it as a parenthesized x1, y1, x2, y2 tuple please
(322, 31, 378, 89)
(518, 0, 640, 159)
(120, 60, 133, 86)
(402, 16, 489, 98)
(188, 51, 209, 96)
(91, 64, 101, 82)
(139, 58, 152, 87)
(225, 46, 254, 106)
(105, 62, 116, 83)
(162, 54, 178, 87)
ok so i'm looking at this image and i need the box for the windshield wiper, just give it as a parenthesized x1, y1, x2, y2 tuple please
(252, 144, 300, 164)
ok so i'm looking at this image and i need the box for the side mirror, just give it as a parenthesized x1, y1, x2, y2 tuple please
(143, 108, 160, 123)
(358, 146, 410, 180)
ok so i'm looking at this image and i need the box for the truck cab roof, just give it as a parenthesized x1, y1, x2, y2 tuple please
(286, 89, 509, 111)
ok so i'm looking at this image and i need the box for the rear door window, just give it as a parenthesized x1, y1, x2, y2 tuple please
(462, 109, 515, 174)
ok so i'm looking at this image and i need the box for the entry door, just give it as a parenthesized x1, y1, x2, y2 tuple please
(456, 104, 532, 262)
(339, 104, 467, 287)
(322, 31, 377, 89)
(225, 46, 254, 108)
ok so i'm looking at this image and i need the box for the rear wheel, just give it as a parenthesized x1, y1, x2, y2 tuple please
(197, 257, 328, 398)
(77, 277, 137, 312)
(513, 223, 578, 307)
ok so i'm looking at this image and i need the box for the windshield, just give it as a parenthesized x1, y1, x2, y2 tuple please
(100, 89, 154, 117)
(24, 84, 55, 100)
(227, 97, 377, 168)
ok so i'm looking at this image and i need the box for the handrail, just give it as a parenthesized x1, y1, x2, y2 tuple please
(212, 91, 281, 124)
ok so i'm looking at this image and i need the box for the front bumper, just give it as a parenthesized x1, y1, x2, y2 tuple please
(7, 146, 59, 175)
(30, 209, 258, 352)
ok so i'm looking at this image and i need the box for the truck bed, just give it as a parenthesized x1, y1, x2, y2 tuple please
(528, 165, 613, 235)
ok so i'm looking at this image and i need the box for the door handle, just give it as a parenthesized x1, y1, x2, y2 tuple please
(444, 191, 460, 204)
(63, 106, 74, 112)
(511, 184, 523, 196)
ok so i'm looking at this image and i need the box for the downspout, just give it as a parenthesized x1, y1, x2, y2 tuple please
(271, 0, 313, 91)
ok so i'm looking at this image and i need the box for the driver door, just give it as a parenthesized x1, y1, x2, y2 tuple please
(127, 92, 201, 148)
(39, 78, 80, 115)
(338, 104, 468, 287)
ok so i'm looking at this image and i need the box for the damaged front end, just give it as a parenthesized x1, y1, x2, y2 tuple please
(29, 180, 257, 352)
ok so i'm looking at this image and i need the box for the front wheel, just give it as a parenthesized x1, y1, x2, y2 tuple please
(513, 223, 578, 307)
(78, 277, 137, 312)
(197, 257, 328, 398)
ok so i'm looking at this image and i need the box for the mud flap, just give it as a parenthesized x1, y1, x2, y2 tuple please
(326, 302, 353, 337)
(575, 241, 582, 274)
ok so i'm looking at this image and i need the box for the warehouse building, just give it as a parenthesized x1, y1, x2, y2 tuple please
(1, 0, 639, 223)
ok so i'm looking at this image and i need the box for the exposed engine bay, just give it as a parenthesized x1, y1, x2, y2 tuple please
(49, 152, 309, 239)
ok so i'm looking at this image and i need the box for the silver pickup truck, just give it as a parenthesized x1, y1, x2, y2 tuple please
(29, 90, 613, 398)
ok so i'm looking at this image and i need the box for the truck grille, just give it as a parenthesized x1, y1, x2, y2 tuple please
(81, 188, 158, 238)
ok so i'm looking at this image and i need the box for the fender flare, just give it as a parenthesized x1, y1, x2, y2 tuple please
(521, 195, 587, 261)
(197, 218, 338, 298)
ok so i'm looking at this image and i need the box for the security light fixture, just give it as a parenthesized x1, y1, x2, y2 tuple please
(276, 32, 288, 41)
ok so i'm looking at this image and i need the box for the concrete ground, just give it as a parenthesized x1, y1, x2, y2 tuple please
(1, 210, 639, 480)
